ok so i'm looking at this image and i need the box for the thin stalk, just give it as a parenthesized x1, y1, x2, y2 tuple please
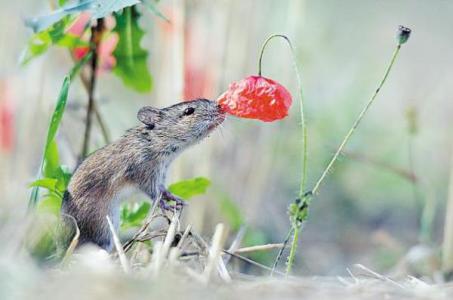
(285, 26, 410, 275)
(270, 227, 293, 276)
(78, 70, 111, 144)
(258, 34, 308, 274)
(286, 227, 299, 274)
(311, 44, 402, 195)
(80, 19, 104, 160)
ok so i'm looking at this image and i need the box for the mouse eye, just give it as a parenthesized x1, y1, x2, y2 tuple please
(183, 107, 195, 116)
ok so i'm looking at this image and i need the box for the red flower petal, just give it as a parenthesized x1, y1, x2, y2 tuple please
(217, 76, 292, 122)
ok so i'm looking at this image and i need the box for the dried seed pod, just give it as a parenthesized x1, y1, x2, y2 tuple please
(397, 25, 411, 45)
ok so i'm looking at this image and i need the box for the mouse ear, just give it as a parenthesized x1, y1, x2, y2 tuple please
(137, 106, 160, 127)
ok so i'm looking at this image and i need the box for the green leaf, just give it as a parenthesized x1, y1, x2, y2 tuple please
(25, 1, 93, 33)
(168, 177, 211, 200)
(43, 141, 60, 178)
(112, 7, 152, 92)
(56, 165, 72, 192)
(218, 195, 244, 231)
(29, 178, 59, 191)
(91, 0, 140, 19)
(28, 54, 91, 208)
(20, 17, 87, 65)
(43, 53, 91, 158)
(120, 201, 151, 229)
(37, 194, 63, 215)
(26, 0, 139, 33)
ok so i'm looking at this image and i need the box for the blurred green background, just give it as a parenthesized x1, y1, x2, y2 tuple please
(0, 0, 452, 276)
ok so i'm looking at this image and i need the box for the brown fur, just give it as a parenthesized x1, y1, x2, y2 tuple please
(61, 99, 225, 251)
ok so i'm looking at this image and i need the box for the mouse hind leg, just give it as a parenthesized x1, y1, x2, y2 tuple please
(77, 216, 113, 252)
(61, 192, 114, 252)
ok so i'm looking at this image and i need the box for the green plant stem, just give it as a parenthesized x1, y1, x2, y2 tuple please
(258, 34, 309, 275)
(285, 40, 405, 275)
(80, 19, 104, 160)
(311, 44, 402, 195)
(286, 227, 299, 274)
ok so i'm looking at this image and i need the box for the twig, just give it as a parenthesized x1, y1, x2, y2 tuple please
(176, 224, 192, 249)
(354, 264, 406, 289)
(224, 225, 246, 265)
(107, 215, 130, 273)
(234, 243, 284, 254)
(161, 216, 178, 258)
(123, 195, 161, 252)
(222, 249, 286, 276)
(80, 19, 104, 160)
(202, 224, 228, 283)
(271, 227, 292, 276)
(78, 71, 111, 145)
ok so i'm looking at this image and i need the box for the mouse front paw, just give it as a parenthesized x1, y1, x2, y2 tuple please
(158, 186, 186, 211)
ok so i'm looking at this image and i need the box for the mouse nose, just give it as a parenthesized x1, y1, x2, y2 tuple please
(216, 103, 226, 113)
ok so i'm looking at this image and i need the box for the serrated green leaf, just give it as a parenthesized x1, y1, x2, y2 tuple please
(168, 177, 211, 200)
(112, 7, 152, 92)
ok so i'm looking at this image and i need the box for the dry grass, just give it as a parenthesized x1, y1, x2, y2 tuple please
(1, 211, 451, 300)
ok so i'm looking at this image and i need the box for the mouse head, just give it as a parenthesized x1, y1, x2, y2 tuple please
(137, 98, 225, 149)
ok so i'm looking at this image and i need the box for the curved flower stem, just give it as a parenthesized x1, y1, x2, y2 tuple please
(257, 34, 309, 275)
(258, 34, 308, 198)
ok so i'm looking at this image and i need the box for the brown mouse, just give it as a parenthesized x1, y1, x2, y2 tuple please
(61, 98, 225, 251)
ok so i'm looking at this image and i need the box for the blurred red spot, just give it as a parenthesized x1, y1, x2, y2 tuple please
(73, 46, 89, 60)
(0, 81, 14, 152)
(69, 14, 118, 72)
(67, 12, 91, 36)
(217, 76, 292, 122)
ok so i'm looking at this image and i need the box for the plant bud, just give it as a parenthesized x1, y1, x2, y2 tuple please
(397, 25, 411, 45)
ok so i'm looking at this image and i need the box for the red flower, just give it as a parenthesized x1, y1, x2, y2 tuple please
(217, 76, 292, 122)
